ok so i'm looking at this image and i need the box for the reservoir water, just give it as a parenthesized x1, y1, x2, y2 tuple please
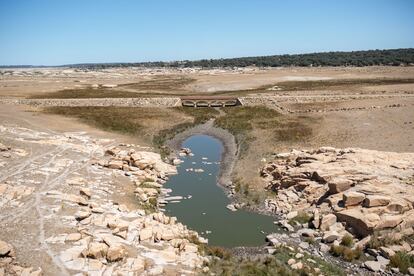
(164, 134, 278, 247)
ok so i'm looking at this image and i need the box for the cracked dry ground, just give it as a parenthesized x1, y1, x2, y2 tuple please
(0, 123, 206, 275)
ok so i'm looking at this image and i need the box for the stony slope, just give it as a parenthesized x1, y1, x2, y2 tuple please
(261, 147, 414, 272)
(0, 124, 207, 275)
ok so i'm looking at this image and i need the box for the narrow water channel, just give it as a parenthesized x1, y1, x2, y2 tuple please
(164, 134, 278, 247)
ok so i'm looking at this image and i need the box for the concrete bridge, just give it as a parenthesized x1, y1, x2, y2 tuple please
(180, 96, 241, 107)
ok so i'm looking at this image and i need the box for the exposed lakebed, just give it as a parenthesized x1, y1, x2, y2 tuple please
(164, 134, 278, 247)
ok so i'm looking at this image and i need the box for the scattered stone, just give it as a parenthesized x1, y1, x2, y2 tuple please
(287, 258, 296, 265)
(226, 204, 237, 212)
(86, 242, 109, 259)
(80, 188, 92, 198)
(75, 210, 91, 221)
(106, 244, 126, 262)
(323, 231, 341, 243)
(320, 214, 337, 231)
(328, 178, 353, 194)
(66, 233, 82, 242)
(0, 143, 10, 151)
(291, 261, 303, 270)
(172, 158, 182, 165)
(286, 211, 298, 220)
(363, 195, 391, 208)
(107, 160, 124, 170)
(295, 253, 304, 259)
(343, 191, 365, 206)
(312, 209, 320, 229)
(379, 246, 395, 258)
(298, 228, 315, 238)
(364, 261, 381, 272)
(299, 242, 309, 249)
(336, 209, 380, 237)
(139, 228, 153, 241)
(376, 255, 390, 268)
(0, 240, 14, 257)
(319, 243, 330, 253)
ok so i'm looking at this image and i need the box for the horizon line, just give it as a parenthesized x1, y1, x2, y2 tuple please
(1, 47, 413, 68)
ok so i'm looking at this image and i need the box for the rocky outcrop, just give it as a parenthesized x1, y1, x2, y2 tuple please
(0, 240, 42, 275)
(262, 147, 414, 273)
(262, 147, 414, 238)
(48, 145, 207, 274)
(0, 183, 34, 208)
(0, 124, 207, 275)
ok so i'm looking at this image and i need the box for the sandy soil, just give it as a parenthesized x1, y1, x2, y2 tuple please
(189, 66, 414, 93)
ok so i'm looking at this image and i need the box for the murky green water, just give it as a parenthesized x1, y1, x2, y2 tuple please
(164, 134, 278, 247)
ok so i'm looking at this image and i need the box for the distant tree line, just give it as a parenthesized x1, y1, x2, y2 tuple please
(76, 48, 414, 69)
(178, 48, 414, 68)
(2, 48, 413, 69)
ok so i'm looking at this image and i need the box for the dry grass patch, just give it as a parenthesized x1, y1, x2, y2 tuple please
(269, 78, 414, 91)
(44, 107, 193, 145)
(120, 76, 195, 92)
(215, 106, 316, 189)
(44, 106, 220, 157)
(29, 88, 144, 99)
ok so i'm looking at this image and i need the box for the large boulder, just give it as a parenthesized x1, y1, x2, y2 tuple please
(106, 244, 126, 262)
(343, 191, 365, 206)
(363, 195, 391, 208)
(376, 215, 403, 230)
(86, 242, 109, 259)
(107, 160, 124, 170)
(320, 214, 337, 231)
(322, 231, 341, 243)
(335, 209, 380, 237)
(364, 261, 381, 272)
(328, 178, 353, 194)
(139, 228, 153, 241)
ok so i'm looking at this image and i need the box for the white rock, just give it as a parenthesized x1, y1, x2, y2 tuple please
(364, 261, 381, 272)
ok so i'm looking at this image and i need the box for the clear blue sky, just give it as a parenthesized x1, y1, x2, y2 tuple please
(1, 0, 414, 65)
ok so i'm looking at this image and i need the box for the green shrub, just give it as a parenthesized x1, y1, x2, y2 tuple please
(330, 245, 362, 262)
(390, 252, 414, 274)
(304, 237, 316, 245)
(340, 234, 354, 247)
(206, 246, 232, 260)
(288, 212, 312, 226)
(330, 244, 345, 257)
(367, 232, 397, 249)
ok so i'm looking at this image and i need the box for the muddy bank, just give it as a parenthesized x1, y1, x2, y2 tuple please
(166, 119, 237, 190)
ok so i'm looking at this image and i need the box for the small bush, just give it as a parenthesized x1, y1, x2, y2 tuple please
(304, 237, 316, 245)
(330, 244, 345, 257)
(330, 245, 362, 262)
(367, 232, 397, 249)
(340, 234, 354, 247)
(390, 252, 414, 274)
(288, 212, 312, 226)
(206, 246, 232, 260)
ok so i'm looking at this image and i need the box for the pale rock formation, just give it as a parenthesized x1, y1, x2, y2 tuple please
(262, 146, 414, 268)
